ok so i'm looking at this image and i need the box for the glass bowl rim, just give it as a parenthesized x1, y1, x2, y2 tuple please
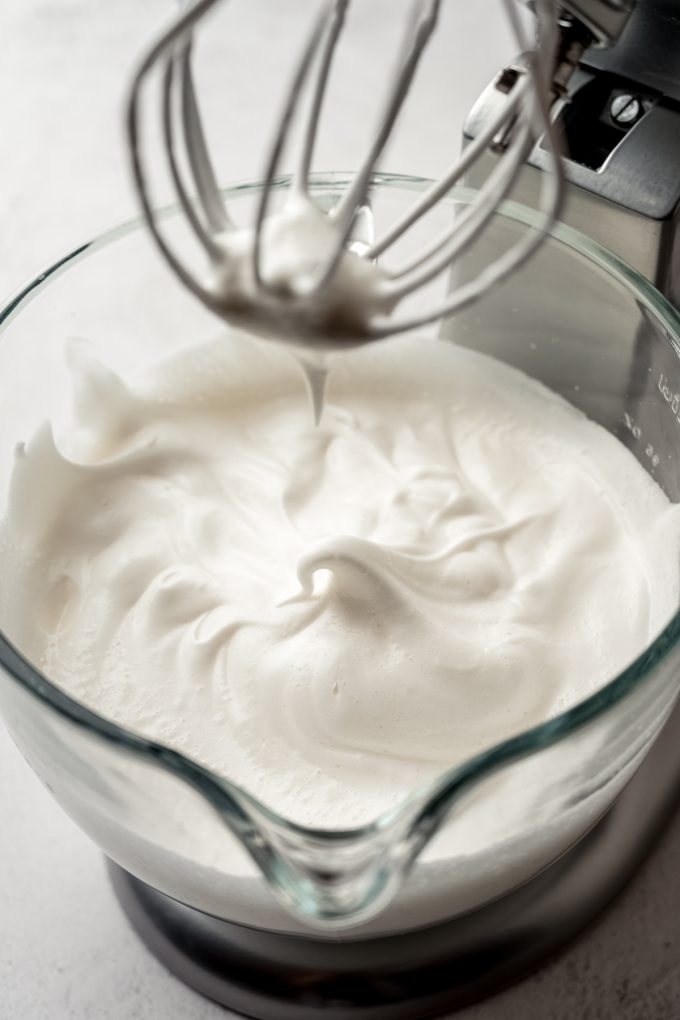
(2, 169, 680, 842)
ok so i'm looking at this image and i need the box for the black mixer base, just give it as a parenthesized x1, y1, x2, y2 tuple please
(109, 702, 680, 1020)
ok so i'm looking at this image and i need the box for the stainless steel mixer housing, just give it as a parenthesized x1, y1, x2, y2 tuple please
(456, 0, 680, 499)
(467, 0, 680, 299)
(474, 1, 678, 287)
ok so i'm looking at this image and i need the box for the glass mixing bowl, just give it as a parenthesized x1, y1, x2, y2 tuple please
(1, 173, 680, 938)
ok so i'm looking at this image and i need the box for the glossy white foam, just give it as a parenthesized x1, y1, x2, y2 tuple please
(2, 332, 679, 828)
(210, 194, 395, 347)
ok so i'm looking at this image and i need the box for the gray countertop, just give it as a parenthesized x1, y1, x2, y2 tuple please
(1, 3, 679, 1017)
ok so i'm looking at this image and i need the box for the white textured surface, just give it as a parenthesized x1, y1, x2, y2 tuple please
(1, 2, 679, 1018)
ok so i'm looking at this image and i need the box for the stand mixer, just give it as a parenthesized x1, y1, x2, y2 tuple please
(113, 0, 680, 1008)
(120, 0, 680, 1011)
(2, 2, 680, 1019)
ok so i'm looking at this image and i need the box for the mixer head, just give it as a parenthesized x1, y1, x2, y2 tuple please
(127, 0, 565, 349)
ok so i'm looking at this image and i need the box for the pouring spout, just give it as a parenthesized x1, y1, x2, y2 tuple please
(231, 801, 419, 930)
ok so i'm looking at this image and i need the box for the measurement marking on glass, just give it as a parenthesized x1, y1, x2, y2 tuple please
(623, 411, 660, 468)
(658, 372, 680, 415)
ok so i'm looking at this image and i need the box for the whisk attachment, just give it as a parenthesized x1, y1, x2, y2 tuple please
(128, 0, 564, 348)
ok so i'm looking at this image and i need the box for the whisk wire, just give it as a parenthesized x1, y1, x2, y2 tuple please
(128, 0, 565, 346)
(386, 117, 534, 295)
(366, 0, 563, 336)
(128, 0, 226, 309)
(252, 0, 341, 293)
(367, 75, 528, 261)
(162, 53, 222, 258)
(307, 0, 442, 294)
(180, 45, 232, 232)
(296, 0, 351, 194)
